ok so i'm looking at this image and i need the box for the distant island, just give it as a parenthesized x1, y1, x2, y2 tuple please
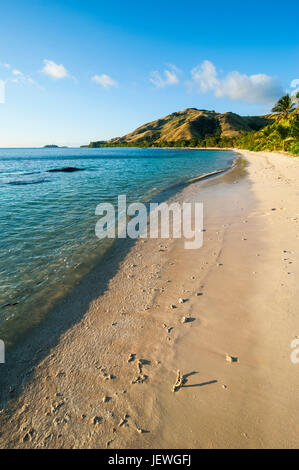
(43, 145, 68, 148)
(82, 95, 299, 156)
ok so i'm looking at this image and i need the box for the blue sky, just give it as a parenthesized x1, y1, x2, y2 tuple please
(0, 0, 298, 147)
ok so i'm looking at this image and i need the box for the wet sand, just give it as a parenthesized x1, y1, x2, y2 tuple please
(0, 149, 298, 449)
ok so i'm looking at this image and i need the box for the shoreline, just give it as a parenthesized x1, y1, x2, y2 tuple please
(80, 146, 297, 159)
(0, 149, 298, 448)
(1, 151, 236, 353)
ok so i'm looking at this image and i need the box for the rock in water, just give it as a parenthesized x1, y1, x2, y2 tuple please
(47, 167, 85, 173)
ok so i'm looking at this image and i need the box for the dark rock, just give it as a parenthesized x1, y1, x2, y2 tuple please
(47, 167, 85, 173)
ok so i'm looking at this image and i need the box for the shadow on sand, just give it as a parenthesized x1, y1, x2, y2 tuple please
(182, 371, 217, 389)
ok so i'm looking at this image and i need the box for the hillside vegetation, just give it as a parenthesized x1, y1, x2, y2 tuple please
(234, 95, 299, 156)
(84, 94, 299, 156)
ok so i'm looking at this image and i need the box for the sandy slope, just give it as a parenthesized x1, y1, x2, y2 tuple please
(0, 150, 298, 449)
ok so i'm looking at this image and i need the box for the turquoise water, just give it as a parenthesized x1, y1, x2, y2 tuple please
(0, 147, 235, 348)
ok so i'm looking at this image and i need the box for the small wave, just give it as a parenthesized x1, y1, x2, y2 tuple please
(21, 171, 42, 176)
(7, 179, 48, 185)
(2, 176, 48, 185)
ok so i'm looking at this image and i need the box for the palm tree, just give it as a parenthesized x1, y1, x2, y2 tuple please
(272, 94, 296, 120)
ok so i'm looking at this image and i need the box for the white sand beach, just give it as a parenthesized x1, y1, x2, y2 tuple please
(0, 149, 298, 449)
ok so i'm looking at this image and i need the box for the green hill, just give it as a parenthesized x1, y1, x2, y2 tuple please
(84, 95, 299, 155)
(85, 108, 272, 148)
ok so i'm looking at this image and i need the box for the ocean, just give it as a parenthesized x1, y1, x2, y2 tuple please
(0, 147, 235, 349)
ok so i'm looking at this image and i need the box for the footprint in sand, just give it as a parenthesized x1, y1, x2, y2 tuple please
(181, 316, 195, 324)
(226, 354, 238, 363)
(92, 416, 103, 425)
(103, 396, 112, 403)
(128, 353, 136, 363)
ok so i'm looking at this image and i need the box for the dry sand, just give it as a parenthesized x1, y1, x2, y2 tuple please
(0, 149, 298, 449)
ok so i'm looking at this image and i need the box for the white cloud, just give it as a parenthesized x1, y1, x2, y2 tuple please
(11, 75, 40, 87)
(12, 69, 23, 76)
(291, 79, 299, 88)
(190, 60, 219, 92)
(165, 63, 181, 74)
(92, 74, 118, 88)
(216, 72, 282, 104)
(42, 59, 69, 79)
(290, 79, 299, 101)
(10, 68, 37, 86)
(0, 62, 42, 90)
(189, 60, 283, 104)
(150, 65, 180, 88)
